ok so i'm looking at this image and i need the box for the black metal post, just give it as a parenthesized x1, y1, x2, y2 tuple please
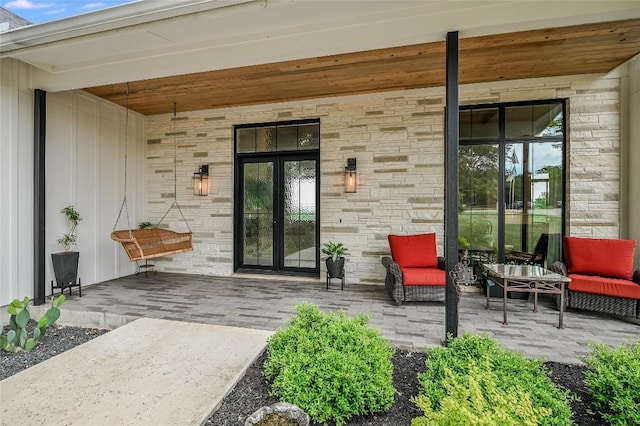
(444, 31, 460, 343)
(34, 89, 46, 305)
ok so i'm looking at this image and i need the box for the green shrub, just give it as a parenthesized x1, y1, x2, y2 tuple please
(412, 356, 550, 426)
(582, 340, 640, 425)
(0, 295, 65, 352)
(263, 303, 395, 425)
(415, 333, 573, 426)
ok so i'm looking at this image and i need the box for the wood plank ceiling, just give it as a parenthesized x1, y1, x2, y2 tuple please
(83, 18, 640, 116)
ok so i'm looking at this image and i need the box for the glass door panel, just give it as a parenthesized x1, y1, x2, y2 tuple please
(504, 142, 563, 266)
(283, 159, 317, 269)
(242, 161, 274, 267)
(504, 143, 524, 254)
(458, 144, 499, 253)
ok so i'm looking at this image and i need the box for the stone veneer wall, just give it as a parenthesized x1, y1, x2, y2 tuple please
(144, 75, 622, 284)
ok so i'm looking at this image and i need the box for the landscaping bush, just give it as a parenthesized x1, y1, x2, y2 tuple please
(413, 333, 573, 426)
(263, 303, 395, 425)
(412, 356, 550, 426)
(582, 340, 640, 425)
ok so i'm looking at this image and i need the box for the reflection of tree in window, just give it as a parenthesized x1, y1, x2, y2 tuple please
(537, 109, 563, 137)
(535, 165, 563, 208)
(459, 145, 499, 208)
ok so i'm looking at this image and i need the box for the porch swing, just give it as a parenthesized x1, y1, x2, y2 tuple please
(111, 85, 192, 262)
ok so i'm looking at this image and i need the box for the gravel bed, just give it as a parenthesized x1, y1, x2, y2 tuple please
(2, 325, 605, 425)
(207, 350, 605, 426)
(1, 323, 108, 380)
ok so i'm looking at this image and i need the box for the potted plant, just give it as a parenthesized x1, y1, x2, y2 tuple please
(321, 241, 349, 278)
(51, 205, 82, 295)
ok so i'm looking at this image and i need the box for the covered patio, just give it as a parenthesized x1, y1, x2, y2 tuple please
(2, 0, 640, 353)
(47, 273, 639, 364)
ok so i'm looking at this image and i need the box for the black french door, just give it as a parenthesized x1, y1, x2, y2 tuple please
(235, 154, 319, 274)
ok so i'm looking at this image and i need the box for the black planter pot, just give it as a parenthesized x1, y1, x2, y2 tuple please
(325, 257, 345, 278)
(51, 251, 81, 296)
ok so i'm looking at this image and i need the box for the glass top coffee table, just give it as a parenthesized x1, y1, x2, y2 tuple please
(482, 263, 571, 328)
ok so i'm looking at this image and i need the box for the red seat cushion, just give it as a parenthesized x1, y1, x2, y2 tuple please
(388, 233, 438, 268)
(400, 267, 446, 286)
(564, 236, 636, 280)
(568, 274, 640, 299)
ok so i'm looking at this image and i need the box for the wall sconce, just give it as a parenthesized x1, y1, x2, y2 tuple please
(344, 158, 357, 193)
(193, 165, 209, 196)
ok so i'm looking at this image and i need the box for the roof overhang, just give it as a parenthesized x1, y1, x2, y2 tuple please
(2, 0, 640, 114)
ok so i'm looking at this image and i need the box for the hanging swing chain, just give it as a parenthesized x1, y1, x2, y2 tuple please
(154, 103, 192, 233)
(174, 102, 177, 202)
(113, 82, 134, 239)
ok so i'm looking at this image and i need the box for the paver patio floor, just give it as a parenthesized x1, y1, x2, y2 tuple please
(46, 272, 639, 364)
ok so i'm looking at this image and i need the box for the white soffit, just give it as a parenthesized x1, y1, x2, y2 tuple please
(2, 0, 640, 92)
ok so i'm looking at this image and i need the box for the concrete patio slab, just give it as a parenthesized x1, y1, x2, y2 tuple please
(0, 318, 272, 426)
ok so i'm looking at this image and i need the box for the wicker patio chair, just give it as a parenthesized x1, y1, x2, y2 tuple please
(548, 236, 640, 320)
(381, 233, 446, 306)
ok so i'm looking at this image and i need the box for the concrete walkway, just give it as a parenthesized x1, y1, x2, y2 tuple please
(0, 318, 271, 426)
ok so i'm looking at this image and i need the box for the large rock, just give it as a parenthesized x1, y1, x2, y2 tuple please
(245, 402, 309, 426)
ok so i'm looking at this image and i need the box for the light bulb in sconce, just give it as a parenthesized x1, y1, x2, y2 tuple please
(193, 165, 209, 196)
(344, 158, 357, 193)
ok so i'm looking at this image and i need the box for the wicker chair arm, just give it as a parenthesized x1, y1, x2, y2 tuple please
(549, 261, 568, 276)
(381, 257, 403, 282)
(437, 256, 445, 270)
(381, 256, 404, 305)
(633, 270, 640, 285)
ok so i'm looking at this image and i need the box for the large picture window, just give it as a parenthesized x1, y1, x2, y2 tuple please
(458, 101, 566, 266)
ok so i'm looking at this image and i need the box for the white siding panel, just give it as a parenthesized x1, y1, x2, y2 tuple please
(98, 115, 119, 280)
(76, 94, 99, 285)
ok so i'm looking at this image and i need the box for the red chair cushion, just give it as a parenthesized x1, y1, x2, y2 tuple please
(564, 236, 636, 280)
(400, 267, 446, 286)
(568, 274, 640, 299)
(388, 233, 438, 268)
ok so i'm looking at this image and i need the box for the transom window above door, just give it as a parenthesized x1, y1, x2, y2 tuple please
(236, 120, 319, 153)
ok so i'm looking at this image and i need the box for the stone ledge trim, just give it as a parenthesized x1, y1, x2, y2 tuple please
(373, 155, 408, 163)
(373, 168, 407, 173)
(380, 126, 407, 132)
(322, 227, 359, 233)
(206, 257, 233, 263)
(339, 145, 367, 151)
(380, 183, 415, 188)
(408, 197, 443, 203)
(362, 250, 389, 256)
(417, 98, 444, 105)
